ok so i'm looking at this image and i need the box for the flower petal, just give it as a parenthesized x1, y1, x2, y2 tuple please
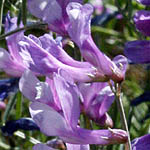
(124, 40, 150, 63)
(19, 70, 56, 108)
(54, 72, 80, 128)
(5, 15, 24, 64)
(29, 101, 71, 136)
(39, 33, 92, 68)
(132, 134, 150, 150)
(136, 0, 150, 5)
(0, 48, 25, 76)
(134, 10, 150, 36)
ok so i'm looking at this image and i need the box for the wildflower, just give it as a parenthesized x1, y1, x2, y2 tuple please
(19, 34, 108, 82)
(134, 10, 150, 36)
(124, 40, 150, 63)
(20, 70, 128, 145)
(132, 134, 150, 150)
(1, 118, 39, 136)
(27, 0, 83, 36)
(78, 82, 114, 127)
(0, 78, 19, 101)
(66, 2, 127, 83)
(0, 15, 27, 76)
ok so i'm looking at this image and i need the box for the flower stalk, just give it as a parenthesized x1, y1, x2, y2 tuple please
(0, 22, 48, 40)
(115, 83, 132, 150)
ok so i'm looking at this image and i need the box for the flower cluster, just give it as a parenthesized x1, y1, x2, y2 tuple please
(0, 0, 130, 149)
(124, 0, 150, 64)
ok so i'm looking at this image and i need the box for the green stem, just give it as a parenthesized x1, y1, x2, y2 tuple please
(0, 0, 5, 34)
(115, 83, 132, 150)
(0, 22, 48, 40)
(22, 0, 27, 26)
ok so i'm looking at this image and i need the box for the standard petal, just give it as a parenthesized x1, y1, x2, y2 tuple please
(124, 40, 150, 63)
(29, 102, 72, 137)
(0, 48, 25, 76)
(27, 0, 67, 35)
(132, 134, 150, 150)
(134, 10, 150, 36)
(19, 70, 39, 101)
(39, 33, 92, 68)
(19, 70, 56, 107)
(5, 15, 24, 64)
(54, 73, 80, 128)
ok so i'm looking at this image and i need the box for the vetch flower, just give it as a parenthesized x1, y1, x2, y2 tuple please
(124, 40, 150, 63)
(0, 15, 28, 76)
(0, 78, 19, 101)
(1, 118, 39, 136)
(25, 71, 128, 145)
(67, 2, 127, 83)
(78, 82, 114, 127)
(19, 34, 108, 82)
(132, 134, 150, 150)
(27, 0, 83, 35)
(134, 10, 150, 36)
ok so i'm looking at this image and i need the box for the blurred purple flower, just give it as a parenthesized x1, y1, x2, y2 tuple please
(66, 2, 127, 83)
(0, 101, 6, 110)
(27, 0, 83, 35)
(136, 0, 150, 5)
(78, 82, 114, 127)
(124, 40, 150, 63)
(134, 10, 150, 36)
(132, 134, 150, 150)
(19, 34, 107, 82)
(21, 71, 127, 145)
(1, 118, 39, 136)
(89, 0, 103, 15)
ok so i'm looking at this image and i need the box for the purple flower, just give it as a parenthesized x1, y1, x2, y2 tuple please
(0, 16, 26, 76)
(19, 70, 61, 111)
(124, 40, 150, 63)
(78, 82, 114, 127)
(66, 2, 127, 83)
(27, 0, 83, 35)
(132, 134, 150, 150)
(19, 34, 108, 82)
(134, 10, 150, 36)
(136, 0, 150, 5)
(21, 71, 128, 145)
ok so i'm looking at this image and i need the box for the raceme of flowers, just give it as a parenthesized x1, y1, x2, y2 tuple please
(0, 0, 132, 150)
